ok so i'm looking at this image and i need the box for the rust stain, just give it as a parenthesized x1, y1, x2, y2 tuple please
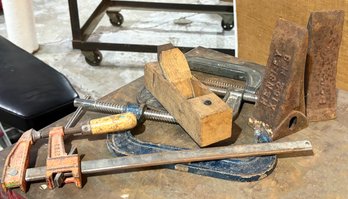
(1, 130, 33, 192)
(250, 18, 308, 140)
(46, 127, 81, 189)
(305, 10, 345, 121)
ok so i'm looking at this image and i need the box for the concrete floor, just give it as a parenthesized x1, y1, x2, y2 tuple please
(0, 0, 235, 99)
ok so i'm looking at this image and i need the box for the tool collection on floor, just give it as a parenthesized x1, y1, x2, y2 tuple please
(105, 47, 276, 181)
(72, 50, 276, 181)
(1, 112, 312, 192)
(2, 10, 344, 192)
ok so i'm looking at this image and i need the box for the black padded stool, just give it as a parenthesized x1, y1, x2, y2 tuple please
(0, 36, 78, 132)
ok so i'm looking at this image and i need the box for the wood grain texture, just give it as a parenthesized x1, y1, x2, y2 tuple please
(159, 48, 194, 98)
(236, 0, 348, 90)
(145, 62, 233, 147)
(89, 113, 138, 135)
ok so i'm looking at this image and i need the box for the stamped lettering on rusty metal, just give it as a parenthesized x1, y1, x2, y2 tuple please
(250, 19, 308, 140)
(259, 49, 291, 112)
(305, 10, 344, 121)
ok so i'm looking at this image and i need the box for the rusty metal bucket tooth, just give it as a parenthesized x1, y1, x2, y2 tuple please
(250, 18, 309, 140)
(305, 10, 345, 121)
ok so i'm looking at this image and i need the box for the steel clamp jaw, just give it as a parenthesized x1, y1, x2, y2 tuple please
(46, 127, 81, 189)
(185, 46, 265, 95)
(2, 129, 34, 192)
(1, 127, 82, 192)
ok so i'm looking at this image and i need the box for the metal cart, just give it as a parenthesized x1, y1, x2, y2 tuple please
(68, 0, 235, 66)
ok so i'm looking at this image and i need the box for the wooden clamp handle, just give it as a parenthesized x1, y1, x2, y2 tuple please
(89, 112, 138, 135)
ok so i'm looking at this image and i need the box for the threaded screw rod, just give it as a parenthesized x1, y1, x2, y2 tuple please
(206, 85, 258, 103)
(74, 98, 176, 124)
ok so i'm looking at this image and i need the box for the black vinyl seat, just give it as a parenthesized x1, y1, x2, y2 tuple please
(0, 36, 78, 131)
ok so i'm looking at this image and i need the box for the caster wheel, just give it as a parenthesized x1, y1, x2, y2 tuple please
(83, 50, 103, 66)
(108, 12, 124, 27)
(221, 20, 233, 31)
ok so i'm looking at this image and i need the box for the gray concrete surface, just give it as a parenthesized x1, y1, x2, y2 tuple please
(0, 0, 235, 99)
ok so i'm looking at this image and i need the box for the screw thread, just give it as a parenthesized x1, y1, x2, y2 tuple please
(201, 79, 245, 90)
(74, 98, 176, 123)
(201, 80, 257, 103)
(144, 110, 176, 123)
(95, 101, 125, 113)
(74, 99, 126, 114)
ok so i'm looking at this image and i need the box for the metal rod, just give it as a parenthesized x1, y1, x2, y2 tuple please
(81, 0, 109, 40)
(73, 98, 177, 123)
(0, 122, 12, 147)
(63, 127, 83, 136)
(207, 86, 258, 102)
(65, 96, 91, 128)
(72, 41, 235, 55)
(25, 140, 312, 182)
(68, 0, 82, 40)
(36, 96, 91, 141)
(108, 0, 233, 14)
